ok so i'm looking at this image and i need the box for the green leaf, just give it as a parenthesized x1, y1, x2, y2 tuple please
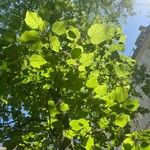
(60, 103, 69, 112)
(125, 99, 139, 112)
(48, 100, 55, 106)
(119, 35, 126, 43)
(52, 21, 66, 35)
(123, 138, 134, 146)
(108, 26, 116, 37)
(114, 64, 127, 78)
(50, 36, 60, 53)
(29, 54, 47, 68)
(110, 87, 128, 103)
(78, 65, 86, 72)
(63, 130, 76, 139)
(115, 114, 130, 128)
(110, 44, 125, 52)
(43, 83, 51, 89)
(88, 23, 107, 44)
(94, 84, 107, 98)
(86, 77, 98, 89)
(67, 26, 80, 41)
(71, 45, 83, 59)
(20, 30, 40, 43)
(31, 41, 43, 51)
(98, 117, 109, 129)
(101, 95, 116, 107)
(116, 27, 123, 35)
(70, 119, 90, 131)
(79, 53, 94, 67)
(89, 70, 99, 78)
(85, 136, 94, 150)
(25, 11, 45, 31)
(122, 138, 134, 150)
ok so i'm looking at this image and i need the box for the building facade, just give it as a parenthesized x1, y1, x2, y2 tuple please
(132, 25, 150, 129)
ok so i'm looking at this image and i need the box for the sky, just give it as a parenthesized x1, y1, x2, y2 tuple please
(124, 0, 150, 56)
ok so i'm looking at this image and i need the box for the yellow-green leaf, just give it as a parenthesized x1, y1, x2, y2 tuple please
(67, 26, 80, 41)
(86, 77, 98, 89)
(94, 84, 107, 98)
(25, 11, 45, 31)
(20, 30, 40, 43)
(79, 53, 94, 67)
(125, 99, 139, 112)
(50, 36, 60, 53)
(29, 54, 47, 68)
(88, 23, 107, 45)
(52, 21, 66, 35)
(60, 103, 69, 112)
(85, 136, 94, 150)
(63, 130, 75, 139)
(110, 87, 128, 103)
(115, 114, 130, 128)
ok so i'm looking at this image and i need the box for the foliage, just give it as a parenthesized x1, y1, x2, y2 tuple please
(0, 10, 149, 150)
(0, 0, 149, 149)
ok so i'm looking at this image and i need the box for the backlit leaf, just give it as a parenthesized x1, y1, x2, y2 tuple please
(25, 11, 45, 31)
(67, 26, 80, 41)
(115, 65, 127, 78)
(70, 119, 90, 132)
(110, 44, 125, 52)
(88, 23, 107, 44)
(85, 136, 94, 150)
(110, 87, 128, 102)
(29, 54, 47, 68)
(98, 117, 109, 129)
(60, 103, 69, 112)
(115, 114, 130, 128)
(50, 36, 60, 53)
(63, 130, 75, 139)
(20, 30, 40, 42)
(52, 21, 66, 35)
(79, 53, 94, 67)
(125, 99, 139, 112)
(94, 84, 107, 98)
(86, 77, 98, 89)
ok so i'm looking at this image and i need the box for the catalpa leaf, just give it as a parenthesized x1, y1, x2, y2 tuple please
(79, 53, 94, 67)
(86, 77, 98, 89)
(110, 87, 128, 102)
(63, 130, 75, 139)
(25, 11, 45, 31)
(115, 65, 127, 78)
(20, 30, 40, 43)
(67, 26, 80, 41)
(85, 136, 94, 150)
(50, 36, 60, 53)
(71, 45, 83, 59)
(125, 99, 139, 112)
(60, 103, 69, 112)
(29, 54, 47, 68)
(115, 114, 130, 128)
(88, 23, 107, 44)
(70, 119, 90, 131)
(98, 117, 109, 129)
(110, 44, 125, 52)
(52, 21, 66, 35)
(94, 84, 107, 98)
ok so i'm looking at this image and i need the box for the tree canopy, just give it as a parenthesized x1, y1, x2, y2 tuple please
(0, 0, 150, 150)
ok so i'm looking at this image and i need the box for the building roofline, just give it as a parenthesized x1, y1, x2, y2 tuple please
(132, 25, 150, 58)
